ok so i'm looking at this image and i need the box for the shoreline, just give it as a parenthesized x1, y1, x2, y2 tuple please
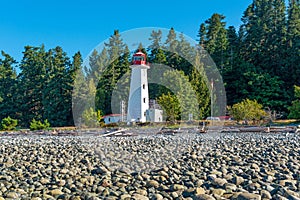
(1, 124, 299, 136)
(0, 132, 299, 199)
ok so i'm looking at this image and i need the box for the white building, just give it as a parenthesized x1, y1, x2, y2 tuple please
(146, 108, 163, 122)
(103, 114, 122, 124)
(127, 51, 150, 122)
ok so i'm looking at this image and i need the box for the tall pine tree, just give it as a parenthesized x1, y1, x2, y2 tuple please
(18, 46, 47, 126)
(0, 51, 17, 120)
(96, 30, 127, 115)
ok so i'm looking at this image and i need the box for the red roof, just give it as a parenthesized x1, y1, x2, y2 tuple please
(219, 116, 231, 120)
(132, 51, 148, 66)
(102, 114, 122, 118)
(133, 51, 146, 56)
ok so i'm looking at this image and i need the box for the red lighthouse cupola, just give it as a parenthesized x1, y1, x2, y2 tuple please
(132, 51, 147, 65)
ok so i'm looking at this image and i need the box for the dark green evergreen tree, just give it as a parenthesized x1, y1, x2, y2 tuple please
(42, 46, 72, 126)
(164, 28, 180, 70)
(190, 63, 210, 119)
(285, 0, 300, 89)
(67, 51, 83, 125)
(238, 0, 290, 111)
(197, 23, 206, 48)
(165, 27, 178, 53)
(87, 49, 99, 79)
(148, 30, 167, 100)
(110, 45, 131, 114)
(96, 30, 127, 115)
(136, 43, 147, 55)
(0, 51, 17, 120)
(148, 30, 165, 64)
(18, 46, 47, 126)
(176, 33, 194, 75)
(203, 13, 229, 69)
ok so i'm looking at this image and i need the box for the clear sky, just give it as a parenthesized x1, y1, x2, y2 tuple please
(1, 0, 253, 62)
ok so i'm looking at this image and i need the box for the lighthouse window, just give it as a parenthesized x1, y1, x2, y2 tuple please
(143, 98, 146, 103)
(143, 84, 145, 89)
(134, 56, 144, 61)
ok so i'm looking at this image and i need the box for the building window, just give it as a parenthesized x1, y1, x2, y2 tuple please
(143, 84, 145, 89)
(143, 98, 146, 103)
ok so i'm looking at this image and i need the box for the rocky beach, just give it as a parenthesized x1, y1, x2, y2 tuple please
(0, 131, 299, 200)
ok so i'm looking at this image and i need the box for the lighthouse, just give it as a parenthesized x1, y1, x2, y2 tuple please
(127, 51, 150, 122)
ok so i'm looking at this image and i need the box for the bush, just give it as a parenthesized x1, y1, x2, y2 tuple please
(288, 100, 300, 119)
(228, 99, 267, 124)
(82, 107, 102, 128)
(157, 92, 180, 122)
(30, 119, 50, 131)
(288, 85, 300, 119)
(0, 116, 18, 131)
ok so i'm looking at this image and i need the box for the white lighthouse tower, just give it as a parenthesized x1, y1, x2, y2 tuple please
(127, 51, 150, 122)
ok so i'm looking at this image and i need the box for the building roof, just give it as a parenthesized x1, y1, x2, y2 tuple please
(102, 114, 122, 118)
(133, 51, 145, 56)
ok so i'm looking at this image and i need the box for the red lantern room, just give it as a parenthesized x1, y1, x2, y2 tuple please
(132, 51, 147, 65)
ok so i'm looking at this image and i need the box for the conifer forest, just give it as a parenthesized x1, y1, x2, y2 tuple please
(0, 0, 299, 127)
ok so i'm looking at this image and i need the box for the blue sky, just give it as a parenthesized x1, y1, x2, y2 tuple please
(1, 0, 253, 62)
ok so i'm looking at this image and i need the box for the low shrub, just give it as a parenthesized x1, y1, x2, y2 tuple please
(30, 119, 50, 131)
(82, 107, 102, 128)
(0, 116, 18, 131)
